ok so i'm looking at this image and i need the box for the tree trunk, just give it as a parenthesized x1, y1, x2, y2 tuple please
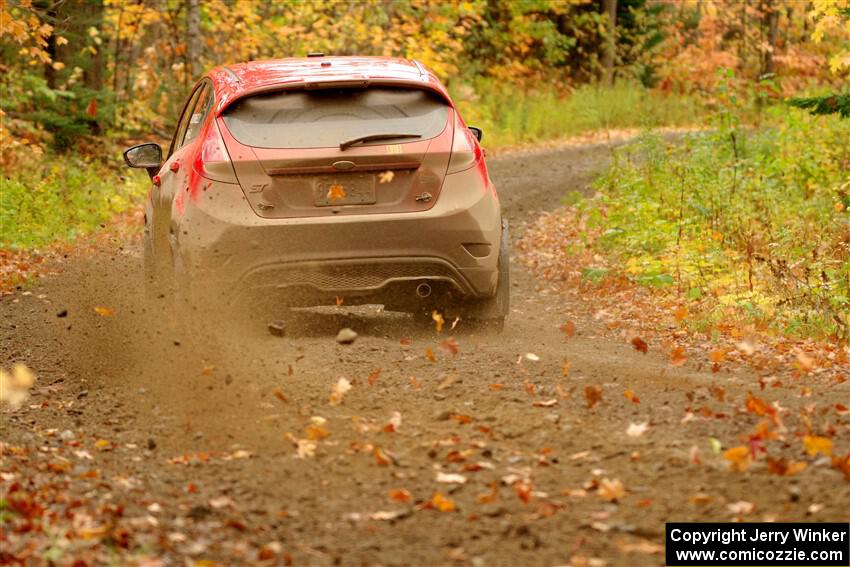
(762, 0, 779, 76)
(85, 0, 104, 92)
(602, 0, 617, 86)
(187, 0, 201, 81)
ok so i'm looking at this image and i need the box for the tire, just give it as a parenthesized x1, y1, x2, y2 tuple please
(465, 219, 510, 331)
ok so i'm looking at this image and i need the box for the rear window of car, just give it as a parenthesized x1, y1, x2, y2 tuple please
(222, 87, 449, 149)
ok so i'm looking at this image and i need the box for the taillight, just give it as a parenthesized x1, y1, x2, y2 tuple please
(193, 119, 238, 183)
(447, 115, 483, 174)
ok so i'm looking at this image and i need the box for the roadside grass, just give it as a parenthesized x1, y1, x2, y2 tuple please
(568, 107, 850, 341)
(0, 152, 148, 250)
(453, 80, 706, 148)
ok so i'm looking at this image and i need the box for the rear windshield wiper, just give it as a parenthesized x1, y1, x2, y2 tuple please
(339, 133, 421, 150)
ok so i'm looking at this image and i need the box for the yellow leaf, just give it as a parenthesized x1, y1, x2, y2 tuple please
(803, 435, 833, 457)
(598, 478, 624, 502)
(94, 306, 114, 317)
(430, 491, 456, 512)
(431, 310, 444, 333)
(723, 445, 751, 471)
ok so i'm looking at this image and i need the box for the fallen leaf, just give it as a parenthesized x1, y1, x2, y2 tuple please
(378, 170, 394, 184)
(384, 411, 402, 433)
(631, 337, 648, 353)
(368, 368, 381, 386)
(430, 491, 456, 512)
(533, 399, 558, 407)
(560, 320, 576, 338)
(584, 385, 603, 409)
(626, 422, 649, 437)
(425, 347, 437, 362)
(93, 306, 114, 317)
(273, 389, 288, 404)
(623, 390, 640, 404)
(598, 478, 624, 502)
(373, 446, 391, 466)
(674, 306, 689, 321)
(562, 356, 571, 376)
(618, 539, 663, 554)
(766, 457, 807, 476)
(409, 376, 421, 390)
(669, 346, 687, 367)
(437, 374, 456, 390)
(436, 472, 467, 484)
(803, 435, 833, 457)
(723, 445, 751, 471)
(831, 452, 850, 481)
(388, 488, 412, 503)
(524, 381, 536, 397)
(525, 353, 540, 362)
(296, 439, 317, 459)
(335, 296, 344, 306)
(329, 378, 352, 405)
(305, 425, 329, 440)
(513, 480, 533, 503)
(476, 481, 499, 504)
(440, 337, 459, 355)
(489, 383, 504, 391)
(727, 501, 755, 515)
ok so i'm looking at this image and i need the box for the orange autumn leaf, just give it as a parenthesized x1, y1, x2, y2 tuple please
(327, 183, 346, 201)
(440, 337, 459, 355)
(273, 389, 288, 404)
(489, 383, 503, 391)
(745, 391, 778, 424)
(562, 356, 570, 377)
(803, 435, 833, 457)
(766, 457, 807, 476)
(409, 376, 421, 390)
(670, 346, 688, 367)
(723, 445, 751, 472)
(93, 306, 114, 317)
(430, 491, 456, 512)
(388, 488, 412, 503)
(513, 480, 533, 504)
(674, 306, 689, 321)
(710, 349, 727, 363)
(584, 385, 603, 409)
(476, 482, 499, 504)
(631, 337, 649, 354)
(831, 452, 850, 481)
(335, 296, 344, 306)
(425, 347, 437, 362)
(624, 389, 640, 404)
(373, 446, 391, 466)
(85, 98, 98, 118)
(367, 368, 381, 386)
(524, 381, 536, 397)
(598, 478, 624, 502)
(560, 320, 576, 339)
(450, 414, 472, 425)
(305, 425, 329, 440)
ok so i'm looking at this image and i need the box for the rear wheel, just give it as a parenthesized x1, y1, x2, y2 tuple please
(466, 219, 510, 331)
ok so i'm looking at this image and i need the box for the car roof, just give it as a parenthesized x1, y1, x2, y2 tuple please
(206, 56, 452, 115)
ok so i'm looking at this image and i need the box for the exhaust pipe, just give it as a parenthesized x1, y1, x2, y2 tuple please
(415, 283, 432, 299)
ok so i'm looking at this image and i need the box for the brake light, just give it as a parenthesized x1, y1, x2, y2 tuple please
(447, 115, 482, 174)
(193, 120, 238, 183)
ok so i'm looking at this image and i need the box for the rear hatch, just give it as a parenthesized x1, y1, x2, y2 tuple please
(218, 86, 454, 218)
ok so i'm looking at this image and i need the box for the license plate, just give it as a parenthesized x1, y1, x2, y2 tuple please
(314, 175, 376, 206)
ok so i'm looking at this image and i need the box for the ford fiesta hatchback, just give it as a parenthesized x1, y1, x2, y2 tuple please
(124, 56, 508, 328)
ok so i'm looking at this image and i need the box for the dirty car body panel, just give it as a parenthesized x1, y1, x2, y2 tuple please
(127, 56, 506, 322)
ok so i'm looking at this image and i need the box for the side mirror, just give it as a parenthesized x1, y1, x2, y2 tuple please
(468, 126, 483, 143)
(123, 143, 162, 178)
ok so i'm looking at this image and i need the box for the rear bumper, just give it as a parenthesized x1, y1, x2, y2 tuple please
(172, 167, 501, 304)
